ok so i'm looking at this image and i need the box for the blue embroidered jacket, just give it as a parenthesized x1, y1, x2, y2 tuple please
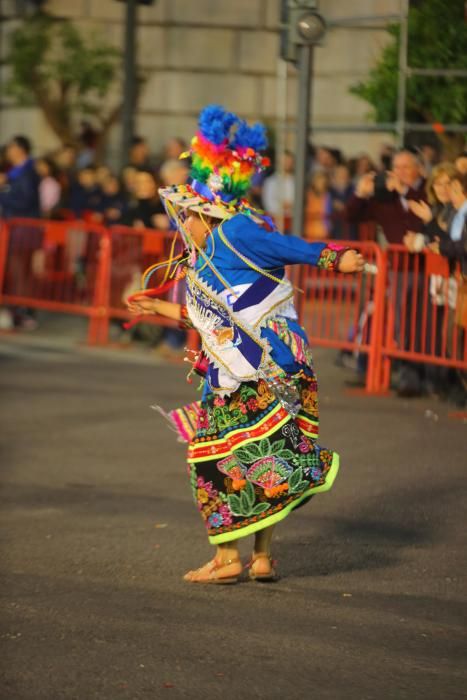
(192, 214, 341, 391)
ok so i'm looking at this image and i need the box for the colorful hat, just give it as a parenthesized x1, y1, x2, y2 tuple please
(159, 104, 270, 221)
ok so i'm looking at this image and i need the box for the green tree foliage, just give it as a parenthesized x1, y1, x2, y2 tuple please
(5, 12, 124, 150)
(350, 0, 467, 152)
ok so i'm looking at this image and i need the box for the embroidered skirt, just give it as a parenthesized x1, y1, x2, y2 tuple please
(187, 370, 339, 544)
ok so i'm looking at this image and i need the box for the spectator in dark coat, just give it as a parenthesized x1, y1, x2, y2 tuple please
(128, 136, 154, 170)
(0, 135, 40, 217)
(329, 164, 356, 239)
(69, 167, 102, 217)
(346, 149, 426, 243)
(98, 174, 127, 224)
(346, 150, 430, 397)
(0, 136, 40, 329)
(121, 169, 168, 229)
(53, 143, 77, 206)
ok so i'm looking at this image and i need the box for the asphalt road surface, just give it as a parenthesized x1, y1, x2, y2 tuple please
(1, 335, 466, 700)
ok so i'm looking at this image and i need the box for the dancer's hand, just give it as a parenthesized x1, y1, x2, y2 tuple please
(126, 295, 159, 316)
(126, 296, 182, 321)
(338, 250, 365, 273)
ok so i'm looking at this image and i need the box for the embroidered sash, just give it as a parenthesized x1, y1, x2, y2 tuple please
(185, 269, 294, 387)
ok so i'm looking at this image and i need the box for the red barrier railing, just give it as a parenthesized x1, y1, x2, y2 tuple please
(0, 219, 195, 349)
(376, 245, 466, 392)
(106, 225, 180, 328)
(1, 219, 465, 394)
(297, 241, 385, 392)
(104, 225, 198, 350)
(0, 218, 110, 344)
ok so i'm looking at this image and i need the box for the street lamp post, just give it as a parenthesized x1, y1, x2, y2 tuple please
(280, 1, 326, 238)
(121, 0, 137, 170)
(292, 44, 313, 240)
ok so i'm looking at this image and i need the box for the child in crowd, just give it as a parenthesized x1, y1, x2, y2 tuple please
(69, 166, 101, 217)
(35, 157, 62, 217)
(121, 169, 168, 230)
(98, 174, 127, 224)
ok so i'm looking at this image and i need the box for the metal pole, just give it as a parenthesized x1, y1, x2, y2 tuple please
(396, 0, 409, 147)
(293, 43, 312, 239)
(275, 57, 288, 234)
(121, 0, 137, 169)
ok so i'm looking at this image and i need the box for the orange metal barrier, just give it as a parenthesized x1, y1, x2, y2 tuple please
(0, 219, 193, 348)
(0, 218, 110, 344)
(376, 245, 467, 392)
(1, 219, 465, 394)
(103, 225, 190, 345)
(296, 241, 386, 392)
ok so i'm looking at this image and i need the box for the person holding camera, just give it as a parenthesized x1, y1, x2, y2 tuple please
(346, 150, 431, 397)
(346, 149, 426, 244)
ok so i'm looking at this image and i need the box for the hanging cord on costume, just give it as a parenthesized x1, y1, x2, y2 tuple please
(161, 198, 239, 297)
(141, 253, 185, 289)
(124, 231, 189, 330)
(141, 228, 181, 289)
(217, 223, 303, 294)
(184, 212, 239, 299)
(196, 211, 219, 275)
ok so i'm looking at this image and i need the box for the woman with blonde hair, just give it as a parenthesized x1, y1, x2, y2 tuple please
(406, 161, 457, 247)
(404, 162, 459, 397)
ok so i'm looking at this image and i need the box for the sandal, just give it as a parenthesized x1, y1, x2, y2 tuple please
(183, 556, 242, 585)
(247, 552, 278, 582)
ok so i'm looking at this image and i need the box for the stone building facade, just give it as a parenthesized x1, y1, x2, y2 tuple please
(0, 0, 399, 163)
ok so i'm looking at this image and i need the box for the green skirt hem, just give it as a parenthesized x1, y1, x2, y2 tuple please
(208, 452, 340, 545)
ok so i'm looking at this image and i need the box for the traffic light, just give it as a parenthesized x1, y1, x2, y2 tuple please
(280, 0, 327, 63)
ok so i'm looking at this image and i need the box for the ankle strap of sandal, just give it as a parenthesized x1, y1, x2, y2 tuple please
(212, 556, 241, 569)
(251, 552, 272, 562)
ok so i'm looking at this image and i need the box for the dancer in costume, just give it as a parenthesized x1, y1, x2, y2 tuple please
(127, 105, 364, 583)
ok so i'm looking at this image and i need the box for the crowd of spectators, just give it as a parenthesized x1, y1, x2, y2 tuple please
(0, 135, 191, 232)
(1, 131, 465, 241)
(1, 131, 466, 404)
(0, 132, 447, 234)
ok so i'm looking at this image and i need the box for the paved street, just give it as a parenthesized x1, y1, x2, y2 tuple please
(1, 333, 466, 700)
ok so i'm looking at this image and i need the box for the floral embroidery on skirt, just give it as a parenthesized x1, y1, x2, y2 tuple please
(187, 371, 339, 544)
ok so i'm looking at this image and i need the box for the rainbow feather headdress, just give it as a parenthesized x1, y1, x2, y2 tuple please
(159, 104, 270, 222)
